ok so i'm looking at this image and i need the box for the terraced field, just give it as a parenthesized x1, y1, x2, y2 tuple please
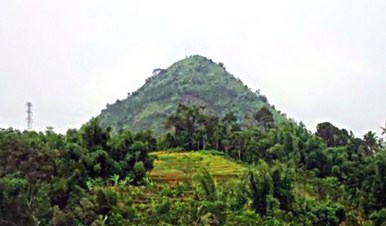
(148, 150, 247, 183)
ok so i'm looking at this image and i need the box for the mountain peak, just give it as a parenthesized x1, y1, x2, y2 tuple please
(181, 54, 213, 62)
(97, 56, 285, 134)
(174, 54, 226, 68)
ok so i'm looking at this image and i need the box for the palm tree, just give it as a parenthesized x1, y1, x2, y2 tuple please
(381, 122, 386, 137)
(380, 123, 386, 148)
(363, 131, 379, 154)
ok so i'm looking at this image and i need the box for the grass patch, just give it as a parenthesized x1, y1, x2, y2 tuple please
(149, 150, 247, 183)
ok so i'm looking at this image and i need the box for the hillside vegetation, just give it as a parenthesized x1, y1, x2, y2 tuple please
(1, 56, 386, 225)
(1, 105, 386, 225)
(98, 55, 285, 134)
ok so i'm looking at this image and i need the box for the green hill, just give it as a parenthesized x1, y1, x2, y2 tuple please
(97, 55, 286, 134)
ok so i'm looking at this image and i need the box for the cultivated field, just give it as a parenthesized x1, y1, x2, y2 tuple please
(148, 150, 247, 183)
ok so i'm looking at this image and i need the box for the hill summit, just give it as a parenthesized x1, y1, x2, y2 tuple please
(97, 55, 285, 134)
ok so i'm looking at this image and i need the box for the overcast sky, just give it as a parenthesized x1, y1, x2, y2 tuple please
(0, 0, 385, 136)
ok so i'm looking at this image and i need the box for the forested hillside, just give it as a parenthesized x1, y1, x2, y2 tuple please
(97, 55, 285, 134)
(1, 107, 386, 225)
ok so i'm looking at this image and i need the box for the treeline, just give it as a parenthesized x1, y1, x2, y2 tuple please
(162, 104, 386, 224)
(0, 119, 155, 225)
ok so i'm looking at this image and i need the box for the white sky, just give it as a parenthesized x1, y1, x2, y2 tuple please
(0, 0, 385, 136)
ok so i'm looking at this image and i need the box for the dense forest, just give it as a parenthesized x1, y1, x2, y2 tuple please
(1, 104, 386, 225)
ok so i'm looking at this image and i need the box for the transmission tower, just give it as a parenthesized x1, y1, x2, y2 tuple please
(26, 102, 33, 130)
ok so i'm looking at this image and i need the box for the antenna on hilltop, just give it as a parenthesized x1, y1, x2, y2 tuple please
(26, 102, 33, 130)
(184, 44, 191, 57)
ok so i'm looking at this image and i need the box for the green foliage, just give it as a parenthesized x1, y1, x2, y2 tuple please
(370, 208, 386, 226)
(159, 108, 386, 224)
(0, 122, 155, 225)
(95, 189, 118, 216)
(305, 199, 346, 226)
(243, 161, 295, 217)
(133, 161, 146, 184)
(194, 169, 217, 201)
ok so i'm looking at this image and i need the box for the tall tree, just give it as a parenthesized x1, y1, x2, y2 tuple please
(80, 118, 110, 151)
(315, 122, 349, 147)
(246, 161, 272, 216)
(363, 131, 379, 154)
(166, 104, 206, 150)
(254, 107, 274, 131)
